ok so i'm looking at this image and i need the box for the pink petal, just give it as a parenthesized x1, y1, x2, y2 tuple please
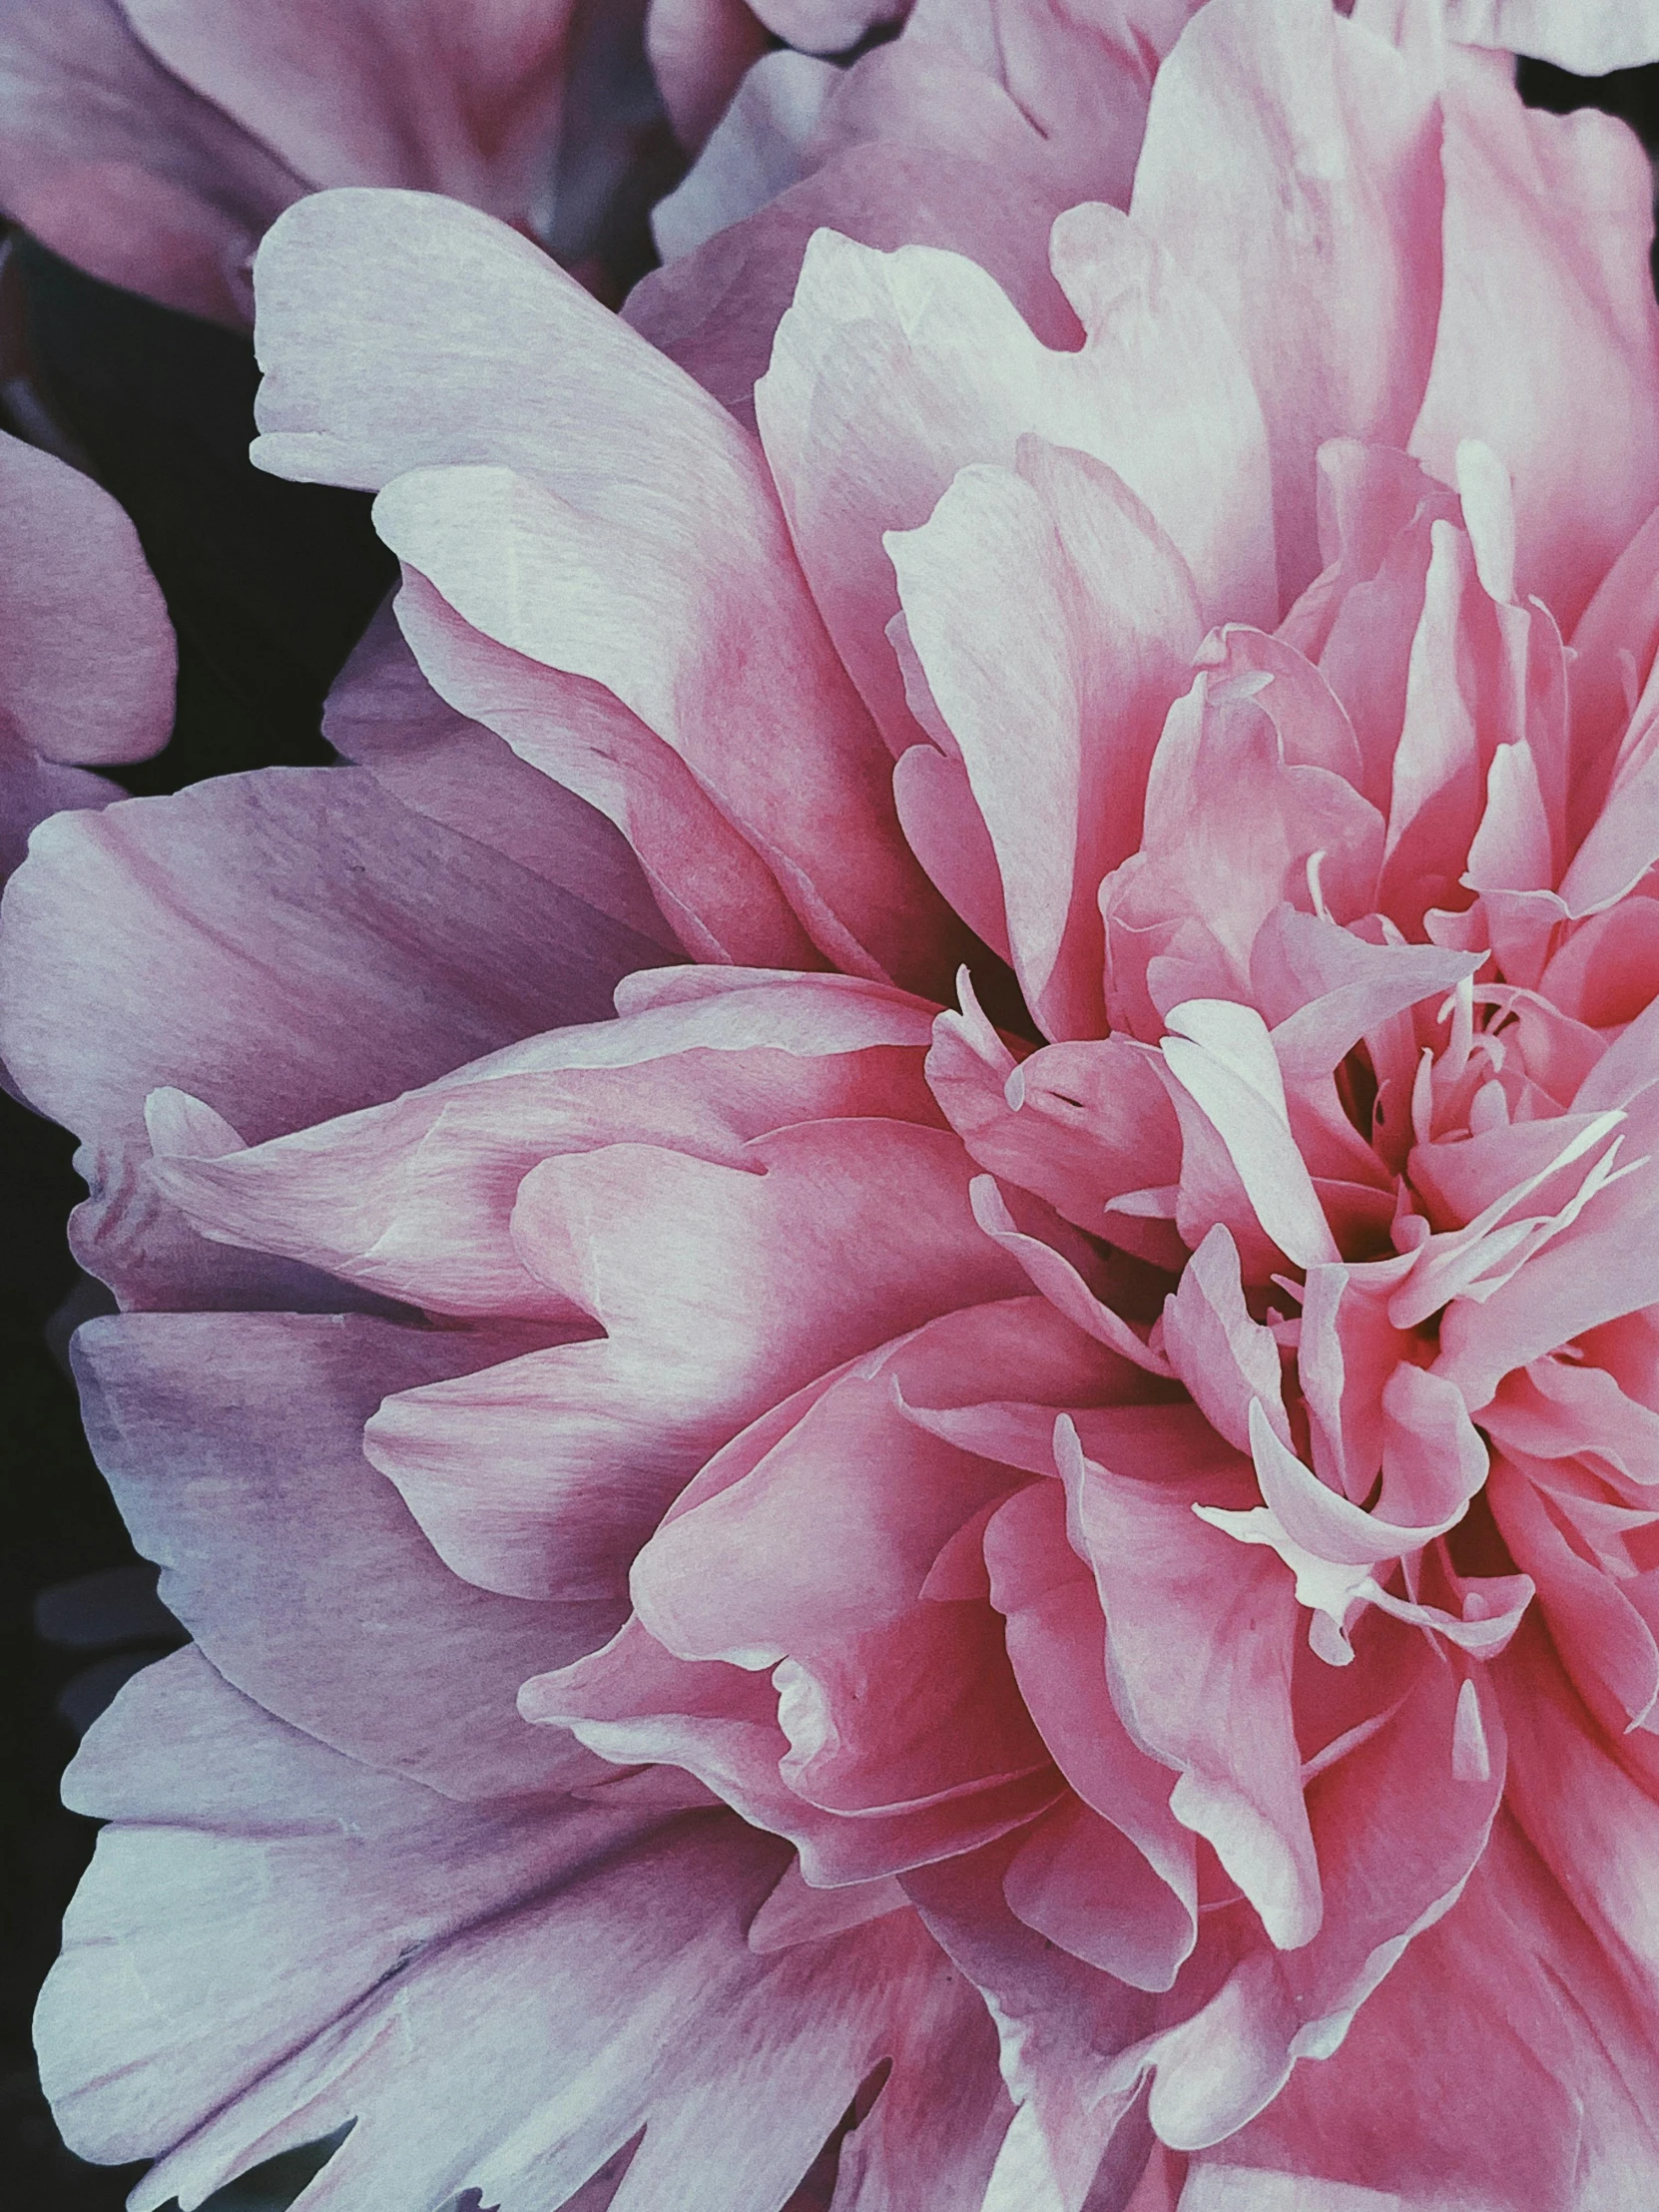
(45, 1648, 998, 2212)
(145, 971, 939, 1320)
(1260, 908, 1477, 1082)
(367, 1118, 1025, 1597)
(896, 0, 1201, 200)
(891, 743, 1013, 963)
(72, 1311, 616, 1798)
(753, 0, 907, 48)
(758, 206, 1272, 763)
(0, 431, 173, 766)
(647, 0, 773, 153)
(927, 1003, 1184, 1271)
(533, 1611, 1059, 1885)
(1438, 1176, 1659, 1410)
(1564, 496, 1659, 843)
(1133, 0, 1443, 604)
(1375, 1362, 1489, 1529)
(1103, 664, 1383, 1036)
(1408, 1106, 1621, 1232)
(1246, 1397, 1470, 1570)
(1161, 999, 1343, 1272)
(1185, 1805, 1659, 2203)
(1002, 1796, 1195, 1991)
(374, 461, 954, 988)
(124, 0, 580, 220)
(1379, 520, 1514, 925)
(1298, 1260, 1415, 1501)
(391, 567, 821, 969)
(1497, 1622, 1659, 2039)
(890, 437, 1204, 1037)
(1485, 1351, 1659, 1485)
(985, 1479, 1198, 1989)
(1057, 1417, 1320, 1951)
(1410, 53, 1659, 633)
(0, 768, 664, 1310)
(1140, 1652, 1506, 2155)
(323, 598, 678, 947)
(653, 47, 837, 258)
(894, 1297, 1174, 1486)
(254, 189, 956, 991)
(1559, 713, 1659, 918)
(40, 1646, 646, 2172)
(968, 1175, 1175, 1377)
(1289, 441, 1462, 820)
(1488, 1454, 1659, 1737)
(632, 1303, 1044, 1663)
(1541, 896, 1659, 1031)
(629, 0, 1203, 425)
(772, 1604, 1051, 1819)
(0, 0, 295, 322)
(902, 1832, 1156, 2211)
(0, 738, 114, 882)
(1281, 438, 1453, 652)
(628, 133, 1089, 431)
(1160, 1223, 1288, 1456)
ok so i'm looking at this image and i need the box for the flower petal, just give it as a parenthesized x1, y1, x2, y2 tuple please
(1410, 54, 1659, 632)
(71, 1310, 616, 1800)
(1133, 0, 1443, 603)
(890, 438, 1204, 1037)
(0, 429, 174, 766)
(43, 1648, 998, 2212)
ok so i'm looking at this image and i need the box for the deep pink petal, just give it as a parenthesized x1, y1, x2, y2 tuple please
(532, 1611, 1059, 1886)
(1189, 1801, 1659, 2206)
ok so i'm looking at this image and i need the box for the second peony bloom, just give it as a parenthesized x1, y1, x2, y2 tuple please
(13, 0, 1659, 2205)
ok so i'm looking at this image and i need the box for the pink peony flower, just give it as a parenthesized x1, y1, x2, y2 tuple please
(0, 0, 651, 325)
(0, 428, 173, 883)
(14, 0, 1659, 2204)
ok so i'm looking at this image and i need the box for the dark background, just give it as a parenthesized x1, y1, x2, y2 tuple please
(1, 47, 1656, 2212)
